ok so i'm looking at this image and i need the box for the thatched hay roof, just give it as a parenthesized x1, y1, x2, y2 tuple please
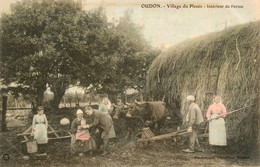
(146, 21, 260, 145)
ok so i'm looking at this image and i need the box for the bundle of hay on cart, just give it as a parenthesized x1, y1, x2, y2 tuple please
(145, 21, 260, 151)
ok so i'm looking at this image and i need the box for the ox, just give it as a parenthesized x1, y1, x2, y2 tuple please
(112, 104, 142, 139)
(126, 101, 167, 132)
(113, 105, 129, 119)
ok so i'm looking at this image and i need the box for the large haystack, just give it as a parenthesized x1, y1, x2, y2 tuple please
(146, 21, 260, 148)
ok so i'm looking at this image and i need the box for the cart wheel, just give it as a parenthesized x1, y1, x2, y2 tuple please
(143, 141, 150, 148)
(163, 138, 175, 147)
(134, 131, 150, 148)
(134, 131, 144, 148)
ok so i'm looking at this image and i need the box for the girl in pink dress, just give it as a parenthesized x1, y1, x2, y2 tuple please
(76, 119, 90, 146)
(206, 96, 227, 146)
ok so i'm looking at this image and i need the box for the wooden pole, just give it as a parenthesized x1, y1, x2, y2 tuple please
(1, 95, 8, 131)
(204, 103, 255, 123)
(64, 96, 66, 107)
(137, 131, 189, 142)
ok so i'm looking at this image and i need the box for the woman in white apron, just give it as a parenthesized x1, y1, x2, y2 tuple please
(206, 96, 227, 146)
(31, 106, 48, 153)
(99, 98, 116, 139)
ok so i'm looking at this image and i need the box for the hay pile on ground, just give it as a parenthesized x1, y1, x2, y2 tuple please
(146, 21, 260, 150)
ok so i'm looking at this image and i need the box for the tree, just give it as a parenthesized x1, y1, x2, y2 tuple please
(89, 10, 161, 102)
(76, 8, 125, 99)
(0, 0, 112, 111)
(1, 1, 160, 111)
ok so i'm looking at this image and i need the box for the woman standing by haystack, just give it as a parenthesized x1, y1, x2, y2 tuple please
(206, 96, 227, 146)
(31, 106, 48, 153)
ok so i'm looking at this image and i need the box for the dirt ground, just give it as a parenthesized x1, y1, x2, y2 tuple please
(1, 109, 259, 167)
(1, 129, 259, 167)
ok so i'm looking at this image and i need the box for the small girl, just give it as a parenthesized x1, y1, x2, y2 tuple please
(31, 106, 48, 144)
(31, 106, 48, 154)
(76, 119, 90, 146)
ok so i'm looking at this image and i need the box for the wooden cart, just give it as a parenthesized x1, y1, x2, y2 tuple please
(17, 124, 71, 143)
(135, 104, 256, 148)
(135, 127, 190, 147)
(17, 124, 71, 153)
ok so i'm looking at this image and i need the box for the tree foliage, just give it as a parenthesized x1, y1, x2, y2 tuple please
(0, 0, 160, 110)
(0, 0, 112, 110)
(90, 10, 161, 99)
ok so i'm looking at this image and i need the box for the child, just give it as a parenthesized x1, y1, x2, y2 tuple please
(31, 106, 48, 154)
(76, 119, 90, 146)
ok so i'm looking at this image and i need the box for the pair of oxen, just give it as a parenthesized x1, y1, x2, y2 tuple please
(112, 101, 167, 139)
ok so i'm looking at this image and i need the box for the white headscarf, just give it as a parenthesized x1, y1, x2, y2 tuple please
(76, 109, 83, 115)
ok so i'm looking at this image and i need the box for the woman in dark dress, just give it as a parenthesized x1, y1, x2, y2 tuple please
(70, 109, 96, 156)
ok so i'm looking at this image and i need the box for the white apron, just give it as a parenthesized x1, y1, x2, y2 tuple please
(209, 113, 227, 146)
(32, 114, 48, 144)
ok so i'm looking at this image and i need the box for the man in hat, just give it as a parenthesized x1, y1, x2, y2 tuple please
(183, 95, 204, 153)
(85, 106, 112, 154)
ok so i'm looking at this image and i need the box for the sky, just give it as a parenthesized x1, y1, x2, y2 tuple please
(0, 0, 259, 48)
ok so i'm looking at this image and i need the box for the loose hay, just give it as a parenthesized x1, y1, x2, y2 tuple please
(146, 21, 260, 151)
